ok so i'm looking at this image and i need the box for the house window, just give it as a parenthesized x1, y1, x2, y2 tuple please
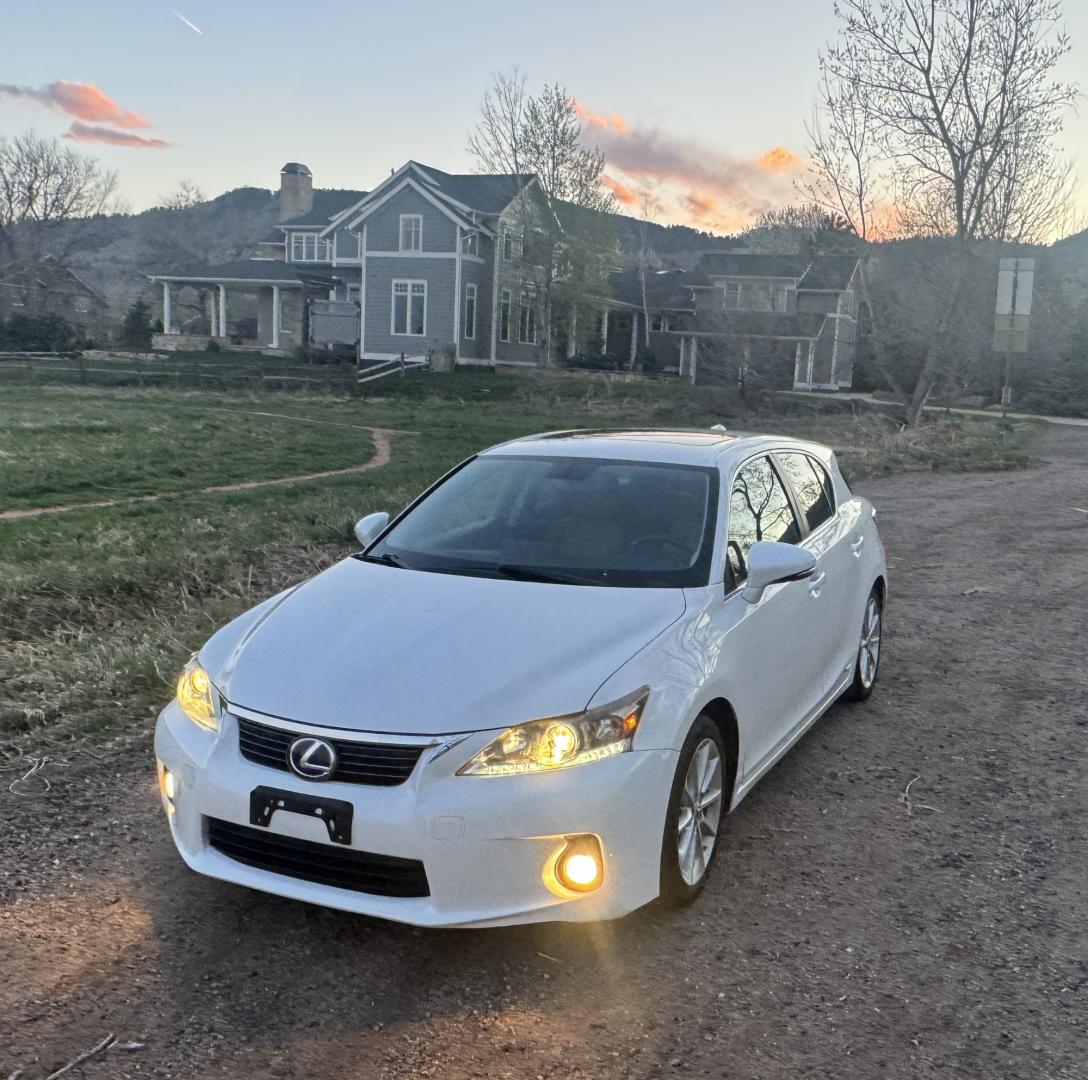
(12, 291, 25, 307)
(650, 314, 675, 332)
(399, 214, 422, 252)
(723, 282, 741, 310)
(502, 227, 520, 262)
(290, 233, 326, 261)
(464, 283, 477, 340)
(517, 291, 537, 344)
(74, 296, 90, 314)
(347, 285, 360, 304)
(461, 231, 478, 257)
(499, 288, 511, 342)
(392, 279, 426, 336)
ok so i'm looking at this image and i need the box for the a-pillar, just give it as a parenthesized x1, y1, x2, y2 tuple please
(628, 312, 638, 370)
(162, 282, 173, 334)
(271, 286, 281, 349)
(218, 286, 227, 340)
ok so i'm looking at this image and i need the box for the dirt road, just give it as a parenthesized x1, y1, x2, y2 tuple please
(2, 426, 1085, 1080)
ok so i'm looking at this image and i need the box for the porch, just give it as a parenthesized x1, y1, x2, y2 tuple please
(149, 262, 342, 355)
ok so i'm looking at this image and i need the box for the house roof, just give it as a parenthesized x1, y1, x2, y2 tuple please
(282, 189, 367, 228)
(796, 255, 861, 290)
(699, 253, 810, 279)
(412, 162, 535, 214)
(606, 267, 700, 309)
(150, 260, 342, 286)
(698, 252, 861, 291)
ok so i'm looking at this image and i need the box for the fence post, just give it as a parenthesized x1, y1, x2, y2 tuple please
(77, 355, 87, 384)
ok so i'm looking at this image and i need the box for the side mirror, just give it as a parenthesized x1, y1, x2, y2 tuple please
(354, 511, 389, 549)
(741, 541, 816, 604)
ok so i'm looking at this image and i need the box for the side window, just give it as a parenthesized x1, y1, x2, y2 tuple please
(778, 453, 835, 532)
(725, 456, 801, 589)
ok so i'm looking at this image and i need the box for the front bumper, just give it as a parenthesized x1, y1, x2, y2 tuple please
(154, 701, 677, 928)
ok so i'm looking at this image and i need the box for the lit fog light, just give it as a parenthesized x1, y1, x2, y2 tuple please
(552, 835, 604, 894)
(157, 761, 177, 804)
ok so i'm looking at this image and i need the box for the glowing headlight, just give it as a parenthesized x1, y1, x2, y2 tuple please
(176, 658, 221, 732)
(457, 687, 649, 777)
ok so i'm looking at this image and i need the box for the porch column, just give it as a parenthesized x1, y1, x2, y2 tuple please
(689, 337, 699, 385)
(218, 286, 227, 339)
(628, 312, 638, 370)
(567, 306, 577, 359)
(207, 289, 217, 337)
(600, 309, 609, 354)
(271, 286, 281, 349)
(162, 282, 173, 334)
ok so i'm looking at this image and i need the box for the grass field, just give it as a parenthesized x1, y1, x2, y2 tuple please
(0, 370, 1038, 744)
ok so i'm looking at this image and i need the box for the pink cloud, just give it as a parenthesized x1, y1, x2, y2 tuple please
(63, 121, 169, 149)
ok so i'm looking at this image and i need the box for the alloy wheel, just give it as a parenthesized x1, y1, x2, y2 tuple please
(676, 738, 723, 886)
(859, 596, 882, 688)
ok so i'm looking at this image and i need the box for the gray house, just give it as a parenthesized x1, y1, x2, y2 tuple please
(150, 161, 861, 391)
(151, 161, 555, 365)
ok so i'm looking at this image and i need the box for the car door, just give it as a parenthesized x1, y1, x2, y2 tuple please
(774, 451, 859, 697)
(710, 454, 831, 780)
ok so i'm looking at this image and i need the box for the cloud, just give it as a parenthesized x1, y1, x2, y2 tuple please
(0, 80, 150, 128)
(575, 99, 803, 231)
(63, 121, 169, 149)
(757, 146, 802, 173)
(0, 80, 170, 149)
(601, 174, 638, 206)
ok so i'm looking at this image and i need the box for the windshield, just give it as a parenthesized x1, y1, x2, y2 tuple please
(367, 454, 720, 588)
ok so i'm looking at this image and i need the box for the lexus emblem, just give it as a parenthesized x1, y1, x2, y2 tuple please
(287, 736, 337, 780)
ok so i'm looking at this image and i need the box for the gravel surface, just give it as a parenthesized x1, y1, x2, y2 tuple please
(2, 424, 1085, 1080)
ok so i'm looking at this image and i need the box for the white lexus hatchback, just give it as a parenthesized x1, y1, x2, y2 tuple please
(156, 429, 886, 927)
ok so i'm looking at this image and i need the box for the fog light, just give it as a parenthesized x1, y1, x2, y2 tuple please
(157, 760, 177, 807)
(552, 834, 604, 894)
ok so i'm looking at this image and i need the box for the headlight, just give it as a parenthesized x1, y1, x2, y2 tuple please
(457, 687, 649, 777)
(176, 658, 221, 732)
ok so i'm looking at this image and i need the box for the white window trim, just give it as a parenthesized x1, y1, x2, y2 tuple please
(499, 288, 512, 342)
(399, 214, 423, 253)
(461, 231, 478, 256)
(517, 290, 537, 344)
(289, 232, 330, 263)
(464, 283, 477, 340)
(391, 278, 427, 337)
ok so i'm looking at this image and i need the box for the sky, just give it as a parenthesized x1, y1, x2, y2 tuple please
(1, 0, 1086, 234)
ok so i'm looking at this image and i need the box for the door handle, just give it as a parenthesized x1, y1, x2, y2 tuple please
(807, 571, 826, 596)
(850, 536, 865, 556)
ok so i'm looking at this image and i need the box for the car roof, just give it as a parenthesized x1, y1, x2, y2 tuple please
(481, 429, 834, 468)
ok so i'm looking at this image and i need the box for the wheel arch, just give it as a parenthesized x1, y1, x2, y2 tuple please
(873, 574, 887, 605)
(697, 697, 740, 809)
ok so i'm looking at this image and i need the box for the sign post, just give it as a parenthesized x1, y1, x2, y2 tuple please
(992, 257, 1035, 420)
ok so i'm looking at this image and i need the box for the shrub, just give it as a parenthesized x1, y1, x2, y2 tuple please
(120, 300, 154, 349)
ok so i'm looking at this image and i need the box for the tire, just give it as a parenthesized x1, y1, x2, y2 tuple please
(845, 584, 883, 702)
(659, 715, 729, 907)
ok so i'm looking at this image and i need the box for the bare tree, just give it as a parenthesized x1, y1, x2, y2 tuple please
(468, 70, 616, 212)
(801, 77, 883, 241)
(157, 179, 206, 211)
(0, 131, 118, 230)
(467, 68, 530, 178)
(812, 0, 1078, 423)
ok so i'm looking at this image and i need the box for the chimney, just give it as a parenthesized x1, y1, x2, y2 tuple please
(279, 162, 313, 222)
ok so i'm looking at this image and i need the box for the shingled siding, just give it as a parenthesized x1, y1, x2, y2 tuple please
(362, 255, 456, 358)
(365, 187, 458, 252)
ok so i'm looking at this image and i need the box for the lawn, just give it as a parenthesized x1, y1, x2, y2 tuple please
(0, 370, 1038, 744)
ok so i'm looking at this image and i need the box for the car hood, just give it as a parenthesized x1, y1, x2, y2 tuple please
(201, 558, 686, 736)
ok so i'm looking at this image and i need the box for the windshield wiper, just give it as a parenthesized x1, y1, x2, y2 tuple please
(356, 550, 409, 569)
(493, 564, 602, 586)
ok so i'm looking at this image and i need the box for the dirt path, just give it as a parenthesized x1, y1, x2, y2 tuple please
(1, 426, 1085, 1080)
(0, 426, 400, 522)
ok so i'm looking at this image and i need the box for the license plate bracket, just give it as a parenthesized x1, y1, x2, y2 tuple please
(249, 786, 353, 846)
